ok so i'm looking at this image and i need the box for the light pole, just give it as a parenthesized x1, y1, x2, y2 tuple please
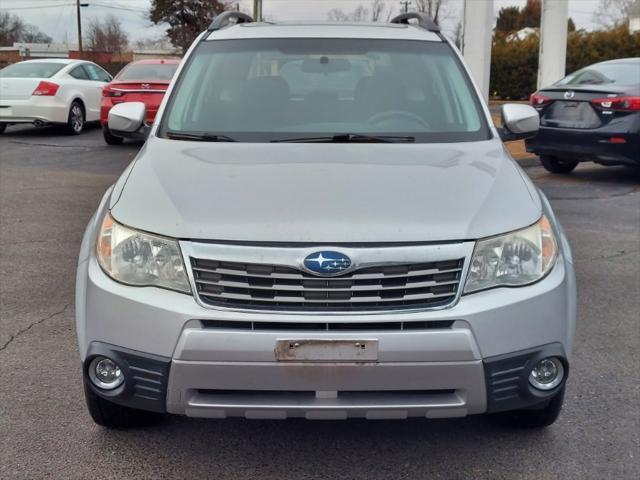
(76, 1, 89, 53)
(253, 0, 262, 21)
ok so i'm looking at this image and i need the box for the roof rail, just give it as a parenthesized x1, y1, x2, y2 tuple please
(390, 12, 440, 33)
(208, 11, 254, 32)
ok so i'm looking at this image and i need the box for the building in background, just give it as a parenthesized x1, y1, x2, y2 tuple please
(0, 42, 181, 71)
(0, 43, 72, 67)
(132, 49, 181, 61)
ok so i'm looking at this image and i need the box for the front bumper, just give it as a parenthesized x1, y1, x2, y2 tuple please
(83, 339, 568, 419)
(77, 252, 575, 420)
(166, 322, 487, 419)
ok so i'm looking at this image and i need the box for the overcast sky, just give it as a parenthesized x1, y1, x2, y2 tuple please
(0, 0, 602, 44)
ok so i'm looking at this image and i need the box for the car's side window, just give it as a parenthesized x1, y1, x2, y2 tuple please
(85, 64, 111, 82)
(98, 66, 112, 82)
(69, 65, 90, 80)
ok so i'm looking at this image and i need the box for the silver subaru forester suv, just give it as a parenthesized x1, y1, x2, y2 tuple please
(76, 12, 576, 429)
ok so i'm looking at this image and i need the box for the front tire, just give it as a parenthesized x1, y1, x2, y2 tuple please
(84, 381, 162, 429)
(103, 127, 124, 145)
(540, 155, 579, 174)
(66, 100, 85, 135)
(493, 387, 566, 429)
(0, 123, 6, 134)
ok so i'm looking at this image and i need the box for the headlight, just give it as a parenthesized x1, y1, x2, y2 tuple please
(464, 216, 558, 294)
(96, 212, 191, 294)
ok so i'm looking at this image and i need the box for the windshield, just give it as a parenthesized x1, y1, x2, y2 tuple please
(557, 62, 640, 86)
(160, 38, 490, 143)
(117, 63, 178, 81)
(0, 62, 65, 78)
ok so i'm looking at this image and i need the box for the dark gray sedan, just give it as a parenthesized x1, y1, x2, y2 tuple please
(526, 57, 640, 173)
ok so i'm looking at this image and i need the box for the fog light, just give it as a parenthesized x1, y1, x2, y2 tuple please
(529, 357, 564, 391)
(89, 356, 124, 390)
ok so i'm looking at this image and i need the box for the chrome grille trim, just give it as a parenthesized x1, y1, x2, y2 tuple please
(199, 277, 461, 292)
(180, 241, 474, 313)
(191, 265, 463, 280)
(198, 289, 457, 303)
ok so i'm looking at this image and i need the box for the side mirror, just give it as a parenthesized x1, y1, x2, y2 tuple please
(498, 103, 539, 142)
(108, 102, 148, 138)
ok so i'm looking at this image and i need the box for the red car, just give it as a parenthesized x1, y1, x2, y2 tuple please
(101, 59, 180, 145)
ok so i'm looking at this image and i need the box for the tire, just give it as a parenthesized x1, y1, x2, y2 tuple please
(540, 155, 579, 174)
(493, 387, 566, 429)
(66, 100, 85, 135)
(103, 127, 124, 145)
(84, 380, 162, 429)
(0, 123, 6, 134)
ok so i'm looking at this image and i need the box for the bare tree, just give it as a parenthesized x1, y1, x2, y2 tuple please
(134, 36, 174, 51)
(0, 12, 25, 46)
(453, 20, 463, 49)
(371, 0, 386, 22)
(413, 0, 451, 25)
(385, 6, 397, 22)
(0, 12, 52, 46)
(327, 8, 351, 22)
(327, 1, 388, 22)
(593, 0, 634, 28)
(351, 5, 370, 21)
(85, 15, 129, 53)
(21, 25, 52, 44)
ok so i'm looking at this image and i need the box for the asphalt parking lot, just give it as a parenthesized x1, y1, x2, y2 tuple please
(1, 124, 638, 480)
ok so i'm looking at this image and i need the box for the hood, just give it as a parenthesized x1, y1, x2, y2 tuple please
(110, 138, 541, 243)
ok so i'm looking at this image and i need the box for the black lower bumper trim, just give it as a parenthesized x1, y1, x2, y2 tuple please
(83, 342, 170, 413)
(483, 343, 569, 414)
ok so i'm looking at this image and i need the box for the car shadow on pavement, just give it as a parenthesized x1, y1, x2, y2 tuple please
(1, 123, 101, 138)
(530, 164, 640, 202)
(91, 415, 557, 478)
(558, 165, 639, 184)
(1, 123, 144, 151)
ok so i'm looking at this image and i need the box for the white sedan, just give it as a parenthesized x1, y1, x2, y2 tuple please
(0, 58, 112, 135)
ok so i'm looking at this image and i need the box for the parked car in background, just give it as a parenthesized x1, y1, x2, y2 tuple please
(100, 59, 180, 144)
(526, 57, 640, 173)
(0, 58, 112, 135)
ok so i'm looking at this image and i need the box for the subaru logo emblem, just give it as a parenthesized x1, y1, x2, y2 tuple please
(303, 251, 352, 276)
(564, 90, 575, 100)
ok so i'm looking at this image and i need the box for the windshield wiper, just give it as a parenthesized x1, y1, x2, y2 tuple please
(165, 131, 237, 142)
(271, 133, 415, 143)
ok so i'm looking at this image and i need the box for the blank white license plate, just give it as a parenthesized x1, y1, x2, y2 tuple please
(275, 339, 378, 362)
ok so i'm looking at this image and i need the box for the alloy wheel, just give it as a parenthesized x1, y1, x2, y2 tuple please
(71, 104, 84, 133)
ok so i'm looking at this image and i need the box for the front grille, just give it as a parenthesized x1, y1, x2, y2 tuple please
(190, 257, 464, 311)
